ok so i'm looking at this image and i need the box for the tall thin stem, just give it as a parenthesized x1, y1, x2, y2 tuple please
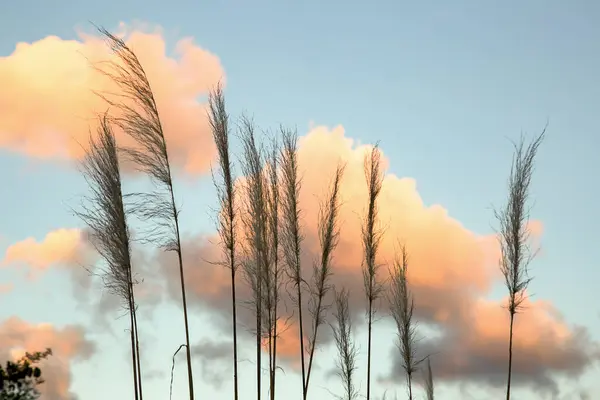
(506, 314, 515, 400)
(128, 297, 139, 400)
(423, 357, 434, 400)
(266, 139, 281, 400)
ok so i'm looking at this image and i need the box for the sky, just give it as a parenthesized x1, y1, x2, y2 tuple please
(1, 1, 599, 399)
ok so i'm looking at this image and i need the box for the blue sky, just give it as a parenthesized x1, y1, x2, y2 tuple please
(1, 1, 599, 399)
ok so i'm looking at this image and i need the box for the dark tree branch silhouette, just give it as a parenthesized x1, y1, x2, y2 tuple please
(0, 348, 52, 400)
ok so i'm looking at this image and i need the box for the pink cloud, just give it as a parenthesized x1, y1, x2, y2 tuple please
(2, 229, 92, 277)
(0, 316, 95, 400)
(0, 23, 222, 174)
(156, 125, 595, 390)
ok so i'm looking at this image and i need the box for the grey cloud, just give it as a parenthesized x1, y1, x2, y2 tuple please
(191, 339, 233, 389)
(155, 229, 600, 394)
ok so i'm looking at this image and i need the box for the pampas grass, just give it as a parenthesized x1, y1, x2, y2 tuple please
(362, 146, 385, 400)
(239, 116, 269, 400)
(264, 137, 283, 400)
(495, 128, 545, 400)
(208, 83, 240, 400)
(388, 244, 421, 400)
(94, 27, 195, 400)
(331, 287, 359, 400)
(305, 162, 345, 397)
(279, 129, 308, 399)
(75, 114, 142, 400)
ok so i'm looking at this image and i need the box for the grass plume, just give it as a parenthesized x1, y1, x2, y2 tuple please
(495, 128, 546, 400)
(388, 244, 421, 400)
(330, 287, 359, 400)
(74, 114, 142, 400)
(362, 145, 385, 400)
(208, 83, 240, 400)
(305, 162, 345, 397)
(94, 27, 194, 400)
(279, 129, 308, 399)
(264, 137, 283, 400)
(239, 116, 269, 400)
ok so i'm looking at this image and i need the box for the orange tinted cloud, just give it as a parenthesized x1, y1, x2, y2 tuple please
(156, 124, 595, 389)
(295, 126, 594, 390)
(1, 228, 164, 329)
(0, 22, 221, 174)
(2, 229, 93, 276)
(271, 319, 302, 358)
(471, 297, 572, 351)
(296, 125, 497, 293)
(403, 296, 598, 394)
(0, 316, 95, 400)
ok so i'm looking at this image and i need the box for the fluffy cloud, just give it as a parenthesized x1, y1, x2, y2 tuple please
(0, 22, 221, 174)
(1, 228, 163, 333)
(0, 316, 95, 400)
(156, 125, 598, 392)
(2, 229, 93, 278)
(399, 297, 600, 395)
